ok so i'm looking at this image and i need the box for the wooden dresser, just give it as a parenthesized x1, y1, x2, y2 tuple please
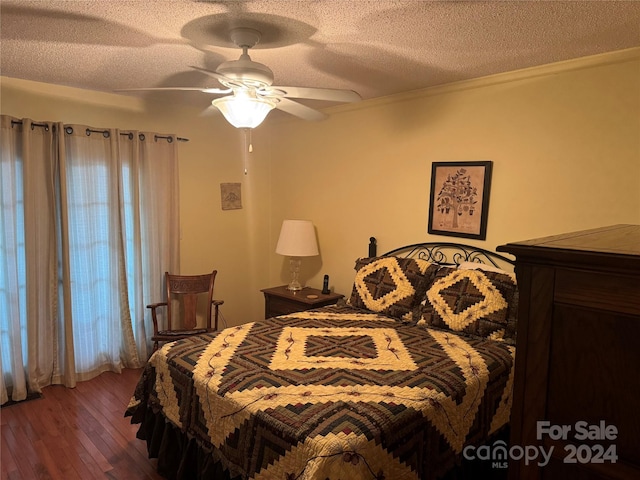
(498, 224, 640, 480)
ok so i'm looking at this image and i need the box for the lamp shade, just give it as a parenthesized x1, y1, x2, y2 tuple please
(212, 93, 276, 129)
(276, 220, 319, 257)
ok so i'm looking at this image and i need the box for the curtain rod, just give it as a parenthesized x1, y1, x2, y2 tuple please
(10, 120, 51, 131)
(10, 120, 189, 142)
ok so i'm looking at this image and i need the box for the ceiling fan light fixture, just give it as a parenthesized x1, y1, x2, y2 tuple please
(212, 93, 276, 129)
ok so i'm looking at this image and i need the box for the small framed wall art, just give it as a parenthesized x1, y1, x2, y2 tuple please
(220, 183, 242, 210)
(427, 161, 493, 240)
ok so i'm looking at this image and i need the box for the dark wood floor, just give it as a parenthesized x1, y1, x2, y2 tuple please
(1, 368, 165, 480)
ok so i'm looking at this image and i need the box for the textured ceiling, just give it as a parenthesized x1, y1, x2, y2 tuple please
(2, 0, 640, 111)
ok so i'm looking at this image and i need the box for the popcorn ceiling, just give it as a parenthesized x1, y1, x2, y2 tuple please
(1, 0, 638, 105)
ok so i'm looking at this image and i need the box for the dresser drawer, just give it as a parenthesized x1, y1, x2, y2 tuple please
(554, 268, 640, 315)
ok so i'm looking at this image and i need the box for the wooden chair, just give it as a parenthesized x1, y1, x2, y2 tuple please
(147, 270, 223, 352)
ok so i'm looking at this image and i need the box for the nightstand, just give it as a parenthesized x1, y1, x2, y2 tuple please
(260, 286, 344, 319)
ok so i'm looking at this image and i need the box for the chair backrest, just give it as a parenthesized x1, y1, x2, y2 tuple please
(165, 270, 217, 331)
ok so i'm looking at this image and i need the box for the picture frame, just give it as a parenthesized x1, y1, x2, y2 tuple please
(220, 183, 242, 210)
(427, 161, 493, 240)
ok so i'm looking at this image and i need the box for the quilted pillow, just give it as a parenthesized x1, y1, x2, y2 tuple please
(348, 256, 438, 320)
(415, 266, 518, 344)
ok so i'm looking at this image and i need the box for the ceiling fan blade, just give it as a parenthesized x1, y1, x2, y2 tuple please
(199, 105, 221, 117)
(115, 86, 231, 94)
(275, 98, 328, 121)
(189, 65, 231, 83)
(267, 86, 361, 103)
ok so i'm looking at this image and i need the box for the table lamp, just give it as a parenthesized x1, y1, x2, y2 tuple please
(275, 220, 319, 291)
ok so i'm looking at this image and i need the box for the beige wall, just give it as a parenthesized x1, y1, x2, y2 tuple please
(267, 49, 640, 299)
(2, 47, 639, 327)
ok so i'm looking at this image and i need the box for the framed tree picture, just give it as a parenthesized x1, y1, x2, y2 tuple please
(427, 161, 493, 240)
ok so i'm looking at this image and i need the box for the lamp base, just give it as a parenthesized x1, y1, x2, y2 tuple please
(287, 257, 303, 291)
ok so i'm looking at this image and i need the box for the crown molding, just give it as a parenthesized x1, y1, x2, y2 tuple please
(325, 47, 640, 115)
(1, 75, 147, 112)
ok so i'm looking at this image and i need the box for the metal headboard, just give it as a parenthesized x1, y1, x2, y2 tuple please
(368, 237, 515, 269)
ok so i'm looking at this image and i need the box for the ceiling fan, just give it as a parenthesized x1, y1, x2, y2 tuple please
(118, 27, 361, 128)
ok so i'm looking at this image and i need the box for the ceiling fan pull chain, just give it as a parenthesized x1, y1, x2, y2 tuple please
(243, 128, 253, 175)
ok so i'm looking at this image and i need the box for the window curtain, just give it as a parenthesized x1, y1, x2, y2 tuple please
(0, 115, 180, 405)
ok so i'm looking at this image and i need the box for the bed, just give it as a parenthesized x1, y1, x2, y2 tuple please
(126, 239, 518, 480)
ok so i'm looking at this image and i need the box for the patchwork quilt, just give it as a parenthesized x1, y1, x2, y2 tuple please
(126, 304, 515, 480)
